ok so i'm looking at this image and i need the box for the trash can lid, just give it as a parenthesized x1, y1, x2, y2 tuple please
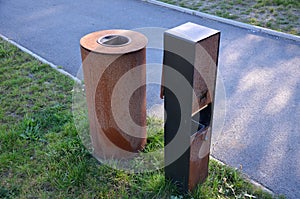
(80, 29, 148, 55)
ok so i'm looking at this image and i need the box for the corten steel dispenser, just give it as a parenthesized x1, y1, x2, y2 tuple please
(80, 30, 148, 159)
(161, 22, 220, 192)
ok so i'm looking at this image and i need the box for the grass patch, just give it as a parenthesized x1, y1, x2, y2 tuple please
(0, 38, 285, 198)
(157, 0, 300, 36)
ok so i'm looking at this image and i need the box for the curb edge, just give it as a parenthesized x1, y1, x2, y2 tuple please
(0, 33, 81, 84)
(210, 155, 275, 196)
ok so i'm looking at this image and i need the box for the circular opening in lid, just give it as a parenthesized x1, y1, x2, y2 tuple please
(97, 34, 131, 47)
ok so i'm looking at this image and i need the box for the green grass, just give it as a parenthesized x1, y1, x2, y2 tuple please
(0, 38, 285, 198)
(158, 0, 300, 36)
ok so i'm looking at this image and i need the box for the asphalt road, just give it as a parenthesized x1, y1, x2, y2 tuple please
(1, 0, 300, 198)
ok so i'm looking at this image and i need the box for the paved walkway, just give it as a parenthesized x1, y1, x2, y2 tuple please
(1, 1, 299, 198)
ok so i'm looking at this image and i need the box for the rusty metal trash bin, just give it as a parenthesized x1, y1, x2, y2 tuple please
(80, 30, 148, 159)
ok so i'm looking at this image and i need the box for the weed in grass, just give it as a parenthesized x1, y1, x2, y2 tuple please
(269, 7, 275, 13)
(258, 9, 266, 14)
(194, 2, 203, 7)
(19, 116, 43, 141)
(287, 12, 299, 21)
(0, 186, 20, 199)
(161, 0, 176, 4)
(215, 10, 238, 20)
(288, 28, 299, 35)
(16, 104, 72, 142)
(249, 17, 259, 25)
(266, 21, 273, 28)
(144, 117, 164, 153)
(179, 2, 187, 8)
(236, 0, 243, 4)
(209, 4, 218, 9)
(201, 7, 210, 12)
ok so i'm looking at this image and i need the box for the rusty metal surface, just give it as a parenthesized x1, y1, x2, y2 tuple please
(80, 30, 147, 159)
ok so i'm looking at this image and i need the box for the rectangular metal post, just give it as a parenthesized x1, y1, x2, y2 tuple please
(162, 22, 220, 192)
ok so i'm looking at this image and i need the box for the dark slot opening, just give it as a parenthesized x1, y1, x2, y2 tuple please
(191, 103, 211, 135)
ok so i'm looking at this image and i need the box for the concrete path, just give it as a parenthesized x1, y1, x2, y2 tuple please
(1, 0, 299, 198)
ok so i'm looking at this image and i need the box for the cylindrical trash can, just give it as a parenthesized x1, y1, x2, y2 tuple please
(80, 30, 148, 159)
